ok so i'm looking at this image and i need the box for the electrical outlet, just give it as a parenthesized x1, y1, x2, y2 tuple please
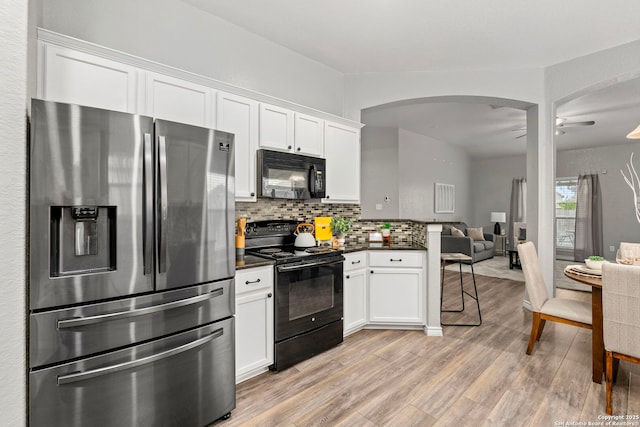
(375, 204, 382, 211)
(610, 245, 615, 252)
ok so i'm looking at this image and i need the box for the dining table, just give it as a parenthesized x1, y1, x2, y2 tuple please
(563, 267, 603, 383)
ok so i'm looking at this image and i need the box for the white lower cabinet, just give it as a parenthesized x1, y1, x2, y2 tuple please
(343, 252, 367, 336)
(367, 251, 426, 325)
(235, 265, 274, 383)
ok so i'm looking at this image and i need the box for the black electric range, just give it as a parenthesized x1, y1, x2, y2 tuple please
(243, 220, 345, 371)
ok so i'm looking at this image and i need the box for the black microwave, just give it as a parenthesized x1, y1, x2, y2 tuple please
(257, 149, 326, 200)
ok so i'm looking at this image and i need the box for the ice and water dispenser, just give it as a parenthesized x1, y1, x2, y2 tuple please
(50, 206, 117, 277)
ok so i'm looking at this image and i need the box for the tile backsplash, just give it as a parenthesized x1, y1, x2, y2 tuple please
(236, 200, 425, 246)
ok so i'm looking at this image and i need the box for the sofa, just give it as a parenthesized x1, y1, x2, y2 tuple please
(441, 222, 495, 263)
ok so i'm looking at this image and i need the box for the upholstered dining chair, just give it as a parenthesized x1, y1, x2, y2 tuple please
(602, 262, 640, 415)
(517, 241, 592, 355)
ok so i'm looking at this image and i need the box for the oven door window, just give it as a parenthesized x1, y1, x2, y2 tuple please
(288, 274, 334, 320)
(275, 261, 343, 341)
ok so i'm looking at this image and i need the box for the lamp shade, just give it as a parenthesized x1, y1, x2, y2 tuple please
(490, 212, 506, 223)
(627, 124, 640, 139)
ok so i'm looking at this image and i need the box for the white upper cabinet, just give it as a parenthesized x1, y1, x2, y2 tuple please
(38, 44, 138, 113)
(216, 92, 259, 202)
(144, 72, 214, 128)
(294, 113, 324, 157)
(323, 121, 361, 203)
(259, 103, 295, 152)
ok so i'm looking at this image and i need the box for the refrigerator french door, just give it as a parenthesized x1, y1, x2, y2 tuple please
(29, 99, 236, 426)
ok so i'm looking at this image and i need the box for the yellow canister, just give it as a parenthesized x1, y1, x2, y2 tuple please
(314, 217, 333, 241)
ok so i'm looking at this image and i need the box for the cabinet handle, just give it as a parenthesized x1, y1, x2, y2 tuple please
(390, 258, 402, 262)
(267, 293, 272, 298)
(297, 147, 301, 151)
(288, 145, 292, 150)
(370, 270, 374, 274)
(351, 260, 361, 264)
(346, 275, 350, 279)
(326, 195, 330, 199)
(245, 278, 261, 285)
(250, 192, 255, 197)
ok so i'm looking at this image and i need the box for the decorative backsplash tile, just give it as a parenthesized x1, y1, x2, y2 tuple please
(236, 200, 425, 245)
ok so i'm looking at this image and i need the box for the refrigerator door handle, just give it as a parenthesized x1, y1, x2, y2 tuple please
(143, 132, 153, 275)
(157, 135, 169, 274)
(56, 288, 225, 329)
(56, 328, 224, 385)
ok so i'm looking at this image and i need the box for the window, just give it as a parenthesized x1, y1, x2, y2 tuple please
(556, 178, 577, 253)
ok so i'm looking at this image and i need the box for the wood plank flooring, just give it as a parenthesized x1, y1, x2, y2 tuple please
(212, 273, 639, 426)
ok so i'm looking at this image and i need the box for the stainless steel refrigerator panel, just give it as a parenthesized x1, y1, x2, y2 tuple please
(154, 120, 235, 291)
(29, 317, 236, 427)
(29, 279, 234, 368)
(29, 100, 155, 309)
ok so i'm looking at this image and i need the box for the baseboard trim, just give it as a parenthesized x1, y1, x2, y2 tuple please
(424, 325, 444, 336)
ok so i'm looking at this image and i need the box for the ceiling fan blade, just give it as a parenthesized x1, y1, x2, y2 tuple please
(557, 120, 595, 128)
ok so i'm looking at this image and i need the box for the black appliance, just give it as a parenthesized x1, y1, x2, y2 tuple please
(257, 149, 326, 200)
(245, 220, 344, 371)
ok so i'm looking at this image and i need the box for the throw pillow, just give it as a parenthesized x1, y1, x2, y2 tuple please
(466, 227, 485, 241)
(451, 226, 465, 237)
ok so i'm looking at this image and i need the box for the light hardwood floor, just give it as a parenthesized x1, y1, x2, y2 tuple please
(213, 273, 640, 427)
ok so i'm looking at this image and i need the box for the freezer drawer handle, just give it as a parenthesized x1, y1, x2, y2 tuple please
(56, 288, 224, 329)
(56, 328, 224, 386)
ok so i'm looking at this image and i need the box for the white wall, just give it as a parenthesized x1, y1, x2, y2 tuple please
(0, 0, 27, 425)
(471, 155, 527, 230)
(37, 0, 345, 115)
(398, 129, 471, 222)
(360, 126, 400, 219)
(360, 127, 471, 221)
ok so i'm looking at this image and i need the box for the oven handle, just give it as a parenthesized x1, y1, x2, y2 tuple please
(56, 328, 224, 385)
(276, 257, 344, 272)
(56, 288, 224, 329)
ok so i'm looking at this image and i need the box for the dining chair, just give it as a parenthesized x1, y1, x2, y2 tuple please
(602, 262, 640, 415)
(517, 241, 592, 355)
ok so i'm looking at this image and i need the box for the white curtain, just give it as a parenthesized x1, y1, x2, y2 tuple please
(574, 173, 603, 260)
(509, 177, 527, 242)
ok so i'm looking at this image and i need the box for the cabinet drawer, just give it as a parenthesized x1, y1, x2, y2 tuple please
(236, 266, 273, 295)
(343, 251, 366, 272)
(368, 251, 424, 268)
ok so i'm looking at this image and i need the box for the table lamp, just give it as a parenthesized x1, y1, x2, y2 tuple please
(490, 212, 506, 235)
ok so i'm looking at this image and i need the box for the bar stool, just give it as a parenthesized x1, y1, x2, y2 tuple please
(440, 252, 482, 326)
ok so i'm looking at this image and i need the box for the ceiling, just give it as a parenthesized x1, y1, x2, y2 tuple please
(184, 0, 640, 158)
(362, 80, 640, 158)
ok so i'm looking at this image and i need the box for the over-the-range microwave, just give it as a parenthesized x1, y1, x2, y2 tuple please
(257, 149, 326, 200)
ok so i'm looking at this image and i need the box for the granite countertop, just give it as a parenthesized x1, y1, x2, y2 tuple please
(342, 242, 427, 253)
(235, 254, 274, 270)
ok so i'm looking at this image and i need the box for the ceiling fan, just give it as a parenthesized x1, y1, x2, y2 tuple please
(513, 117, 595, 139)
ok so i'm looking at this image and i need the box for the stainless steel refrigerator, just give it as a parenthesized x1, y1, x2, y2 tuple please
(28, 99, 236, 426)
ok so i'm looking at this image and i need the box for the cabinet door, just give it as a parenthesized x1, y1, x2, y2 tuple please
(368, 268, 424, 324)
(344, 268, 367, 336)
(294, 113, 324, 157)
(235, 290, 274, 382)
(259, 103, 294, 152)
(38, 43, 138, 113)
(323, 121, 361, 203)
(145, 72, 214, 127)
(216, 92, 259, 202)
